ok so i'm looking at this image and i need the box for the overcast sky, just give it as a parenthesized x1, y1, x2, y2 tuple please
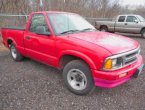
(120, 0, 145, 6)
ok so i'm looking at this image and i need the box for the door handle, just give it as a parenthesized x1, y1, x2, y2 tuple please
(124, 23, 128, 25)
(25, 36, 31, 40)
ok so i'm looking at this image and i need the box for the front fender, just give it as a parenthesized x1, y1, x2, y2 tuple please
(58, 50, 97, 70)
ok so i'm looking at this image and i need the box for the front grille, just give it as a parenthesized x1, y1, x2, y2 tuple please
(123, 49, 139, 66)
(126, 51, 138, 58)
(125, 57, 137, 65)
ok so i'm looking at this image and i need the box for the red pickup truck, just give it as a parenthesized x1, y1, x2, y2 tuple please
(1, 11, 144, 95)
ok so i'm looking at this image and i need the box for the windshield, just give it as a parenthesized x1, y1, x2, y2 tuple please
(48, 13, 96, 35)
(137, 15, 145, 22)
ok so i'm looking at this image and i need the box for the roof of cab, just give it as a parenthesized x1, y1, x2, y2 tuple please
(118, 14, 140, 16)
(31, 11, 76, 14)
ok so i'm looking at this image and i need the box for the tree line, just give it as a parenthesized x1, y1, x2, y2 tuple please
(0, 0, 145, 27)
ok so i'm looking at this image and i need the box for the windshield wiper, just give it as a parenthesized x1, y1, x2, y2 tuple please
(80, 28, 96, 32)
(59, 30, 80, 35)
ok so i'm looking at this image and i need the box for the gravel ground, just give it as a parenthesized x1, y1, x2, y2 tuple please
(0, 35, 145, 110)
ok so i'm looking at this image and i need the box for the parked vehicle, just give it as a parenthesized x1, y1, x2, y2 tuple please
(95, 14, 145, 38)
(1, 11, 144, 95)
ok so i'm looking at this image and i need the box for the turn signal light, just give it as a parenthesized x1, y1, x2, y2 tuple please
(104, 59, 112, 69)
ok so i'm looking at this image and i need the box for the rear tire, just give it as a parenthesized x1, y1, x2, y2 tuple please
(100, 26, 108, 32)
(63, 60, 95, 95)
(141, 29, 145, 39)
(10, 43, 24, 61)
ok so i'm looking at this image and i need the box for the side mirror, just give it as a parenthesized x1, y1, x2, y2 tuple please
(35, 26, 51, 36)
(134, 19, 139, 23)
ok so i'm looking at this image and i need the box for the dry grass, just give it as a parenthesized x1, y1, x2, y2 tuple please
(0, 36, 7, 52)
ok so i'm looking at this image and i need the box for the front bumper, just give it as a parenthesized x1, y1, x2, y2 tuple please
(92, 55, 144, 88)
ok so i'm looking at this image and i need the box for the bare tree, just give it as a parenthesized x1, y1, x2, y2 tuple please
(0, 0, 145, 27)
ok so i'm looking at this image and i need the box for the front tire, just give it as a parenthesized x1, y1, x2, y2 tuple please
(141, 29, 145, 39)
(10, 43, 24, 61)
(63, 60, 95, 95)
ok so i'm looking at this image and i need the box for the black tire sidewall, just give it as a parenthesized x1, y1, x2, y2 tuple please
(63, 60, 95, 95)
(141, 29, 145, 38)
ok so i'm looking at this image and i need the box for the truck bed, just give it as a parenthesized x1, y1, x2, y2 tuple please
(1, 27, 25, 49)
(95, 21, 116, 32)
(1, 26, 25, 31)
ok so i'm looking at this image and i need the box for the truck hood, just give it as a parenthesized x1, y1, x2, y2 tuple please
(69, 31, 139, 55)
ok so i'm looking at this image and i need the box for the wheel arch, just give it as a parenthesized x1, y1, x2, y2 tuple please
(7, 37, 17, 48)
(140, 27, 145, 33)
(100, 25, 108, 30)
(59, 50, 97, 70)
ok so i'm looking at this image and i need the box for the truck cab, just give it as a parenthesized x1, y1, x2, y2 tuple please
(115, 15, 145, 33)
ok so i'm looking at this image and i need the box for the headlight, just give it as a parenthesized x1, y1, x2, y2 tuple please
(103, 57, 123, 70)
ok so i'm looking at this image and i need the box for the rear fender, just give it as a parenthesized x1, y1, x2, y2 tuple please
(7, 37, 17, 48)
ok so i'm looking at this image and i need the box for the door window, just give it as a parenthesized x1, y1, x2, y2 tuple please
(29, 14, 50, 33)
(118, 16, 126, 22)
(126, 16, 137, 22)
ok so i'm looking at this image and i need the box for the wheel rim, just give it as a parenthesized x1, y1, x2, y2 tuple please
(11, 46, 17, 59)
(67, 69, 87, 91)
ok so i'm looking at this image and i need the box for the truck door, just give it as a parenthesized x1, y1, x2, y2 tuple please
(24, 14, 56, 66)
(115, 16, 126, 32)
(123, 16, 141, 33)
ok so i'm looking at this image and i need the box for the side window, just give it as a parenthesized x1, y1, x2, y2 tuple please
(118, 16, 126, 22)
(126, 16, 137, 22)
(29, 14, 50, 33)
